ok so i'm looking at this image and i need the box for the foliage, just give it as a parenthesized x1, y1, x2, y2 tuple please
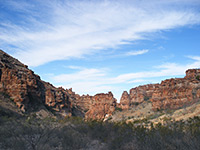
(131, 102, 140, 106)
(115, 107, 123, 112)
(196, 75, 200, 80)
(1, 116, 200, 149)
(144, 96, 150, 101)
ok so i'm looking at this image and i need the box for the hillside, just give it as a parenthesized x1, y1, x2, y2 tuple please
(0, 49, 200, 150)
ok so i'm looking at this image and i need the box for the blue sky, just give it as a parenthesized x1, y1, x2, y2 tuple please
(0, 0, 200, 101)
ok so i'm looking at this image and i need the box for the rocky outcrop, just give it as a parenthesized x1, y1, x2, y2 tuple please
(185, 69, 200, 79)
(0, 50, 117, 119)
(1, 49, 200, 120)
(118, 84, 159, 110)
(118, 91, 130, 109)
(43, 83, 72, 117)
(120, 69, 200, 111)
(0, 50, 72, 117)
(151, 77, 200, 111)
(85, 92, 117, 120)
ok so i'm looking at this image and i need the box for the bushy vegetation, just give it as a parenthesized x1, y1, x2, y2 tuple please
(1, 114, 200, 150)
(196, 75, 200, 80)
(115, 107, 123, 112)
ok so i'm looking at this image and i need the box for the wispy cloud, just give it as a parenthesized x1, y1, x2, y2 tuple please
(0, 0, 200, 66)
(67, 65, 84, 70)
(52, 56, 200, 99)
(187, 56, 200, 61)
(125, 49, 149, 56)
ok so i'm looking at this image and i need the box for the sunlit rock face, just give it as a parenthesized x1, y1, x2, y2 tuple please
(84, 92, 117, 120)
(0, 50, 72, 116)
(1, 49, 200, 120)
(118, 91, 131, 110)
(151, 70, 200, 111)
(119, 69, 200, 111)
(0, 50, 117, 119)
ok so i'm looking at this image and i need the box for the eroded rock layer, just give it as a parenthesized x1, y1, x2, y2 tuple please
(119, 69, 200, 111)
(0, 50, 72, 116)
(1, 49, 200, 120)
(85, 92, 117, 120)
(0, 50, 117, 119)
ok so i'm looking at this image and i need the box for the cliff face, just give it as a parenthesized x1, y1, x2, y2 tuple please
(119, 69, 200, 111)
(118, 91, 130, 109)
(85, 92, 117, 120)
(1, 49, 200, 120)
(0, 50, 117, 119)
(0, 50, 72, 117)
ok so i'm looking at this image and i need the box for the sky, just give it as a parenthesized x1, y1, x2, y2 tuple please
(0, 0, 200, 101)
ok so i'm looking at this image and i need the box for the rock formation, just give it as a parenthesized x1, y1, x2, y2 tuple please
(0, 50, 72, 117)
(151, 71, 200, 111)
(118, 91, 130, 109)
(1, 49, 200, 120)
(85, 92, 117, 120)
(0, 50, 117, 119)
(119, 69, 200, 111)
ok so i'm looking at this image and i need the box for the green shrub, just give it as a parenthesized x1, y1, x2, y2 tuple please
(115, 107, 123, 112)
(144, 96, 150, 101)
(196, 75, 200, 80)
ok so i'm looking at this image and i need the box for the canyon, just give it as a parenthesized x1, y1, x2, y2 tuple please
(0, 49, 200, 121)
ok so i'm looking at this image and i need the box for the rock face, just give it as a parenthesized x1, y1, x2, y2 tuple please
(0, 50, 72, 117)
(151, 71, 200, 111)
(85, 92, 117, 120)
(118, 91, 130, 109)
(119, 69, 200, 111)
(1, 49, 200, 120)
(0, 50, 117, 119)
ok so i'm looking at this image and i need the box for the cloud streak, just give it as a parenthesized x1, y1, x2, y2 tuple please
(125, 49, 149, 56)
(0, 0, 200, 66)
(52, 56, 200, 99)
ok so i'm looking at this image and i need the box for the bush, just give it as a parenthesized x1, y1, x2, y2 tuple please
(1, 115, 200, 150)
(115, 107, 123, 112)
(196, 75, 200, 80)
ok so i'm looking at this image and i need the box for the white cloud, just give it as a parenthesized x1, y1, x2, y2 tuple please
(187, 56, 200, 61)
(0, 0, 200, 66)
(53, 68, 106, 83)
(67, 65, 84, 70)
(125, 49, 149, 56)
(52, 56, 200, 100)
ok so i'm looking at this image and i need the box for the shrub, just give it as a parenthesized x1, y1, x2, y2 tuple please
(196, 75, 200, 80)
(115, 107, 123, 112)
(144, 96, 150, 101)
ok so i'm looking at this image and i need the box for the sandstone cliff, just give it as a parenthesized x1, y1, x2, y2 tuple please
(84, 92, 116, 120)
(0, 50, 117, 119)
(119, 69, 200, 111)
(1, 49, 200, 121)
(0, 50, 72, 117)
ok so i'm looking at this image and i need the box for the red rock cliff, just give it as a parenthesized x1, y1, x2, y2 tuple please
(0, 50, 117, 119)
(84, 92, 116, 120)
(0, 50, 72, 117)
(118, 91, 130, 109)
(2, 49, 200, 119)
(119, 69, 200, 111)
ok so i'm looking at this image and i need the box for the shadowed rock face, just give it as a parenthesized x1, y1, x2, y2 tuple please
(119, 69, 200, 111)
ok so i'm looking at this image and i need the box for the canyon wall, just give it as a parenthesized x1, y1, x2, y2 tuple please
(1, 49, 200, 120)
(0, 50, 73, 117)
(0, 50, 116, 119)
(119, 69, 200, 111)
